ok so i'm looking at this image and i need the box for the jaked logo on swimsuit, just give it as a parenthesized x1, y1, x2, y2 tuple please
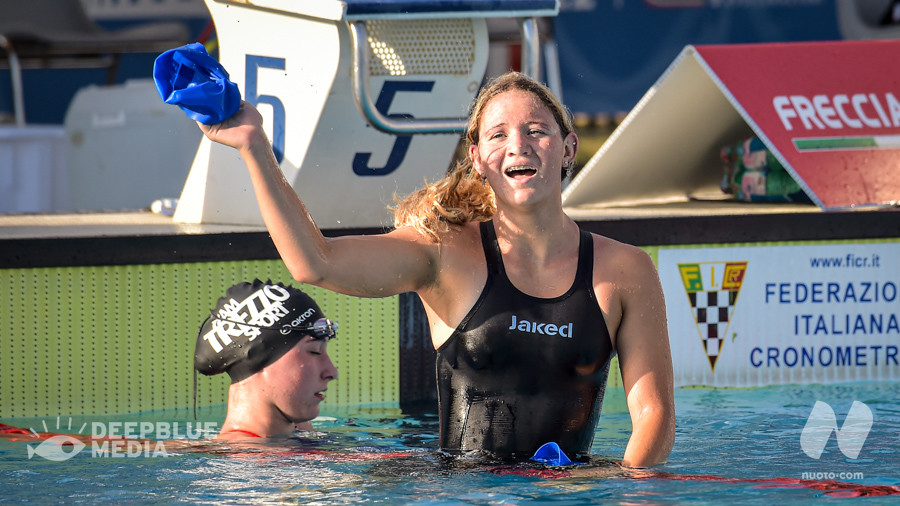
(509, 315, 573, 338)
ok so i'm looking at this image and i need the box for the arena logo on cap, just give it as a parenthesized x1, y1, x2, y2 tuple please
(26, 416, 217, 461)
(202, 284, 293, 352)
(677, 261, 748, 372)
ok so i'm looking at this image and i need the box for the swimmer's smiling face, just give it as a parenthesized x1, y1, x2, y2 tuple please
(469, 89, 576, 207)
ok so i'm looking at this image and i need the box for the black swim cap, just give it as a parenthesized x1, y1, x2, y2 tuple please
(194, 279, 331, 383)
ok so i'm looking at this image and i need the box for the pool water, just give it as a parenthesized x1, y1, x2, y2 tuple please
(1, 382, 898, 504)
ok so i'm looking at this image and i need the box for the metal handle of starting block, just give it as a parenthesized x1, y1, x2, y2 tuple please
(350, 18, 542, 135)
(0, 34, 26, 127)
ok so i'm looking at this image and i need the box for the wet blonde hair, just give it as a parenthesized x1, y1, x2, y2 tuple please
(392, 72, 575, 242)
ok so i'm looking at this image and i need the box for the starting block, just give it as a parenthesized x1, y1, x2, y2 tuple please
(174, 0, 559, 227)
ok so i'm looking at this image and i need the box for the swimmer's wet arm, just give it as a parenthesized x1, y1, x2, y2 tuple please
(621, 378, 675, 468)
(614, 251, 676, 468)
(199, 102, 438, 298)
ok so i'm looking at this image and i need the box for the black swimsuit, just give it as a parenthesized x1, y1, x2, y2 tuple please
(436, 220, 614, 460)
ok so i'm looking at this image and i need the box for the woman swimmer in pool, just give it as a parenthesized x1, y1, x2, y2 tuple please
(194, 279, 339, 440)
(198, 72, 675, 466)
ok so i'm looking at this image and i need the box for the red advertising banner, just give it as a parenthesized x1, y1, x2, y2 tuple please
(694, 40, 900, 209)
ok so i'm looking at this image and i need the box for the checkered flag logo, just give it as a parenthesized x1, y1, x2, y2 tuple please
(678, 261, 748, 371)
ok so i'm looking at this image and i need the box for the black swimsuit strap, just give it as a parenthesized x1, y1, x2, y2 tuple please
(479, 220, 503, 276)
(576, 229, 595, 293)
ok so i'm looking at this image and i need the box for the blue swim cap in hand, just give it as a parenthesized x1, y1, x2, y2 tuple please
(153, 43, 241, 125)
(531, 442, 576, 466)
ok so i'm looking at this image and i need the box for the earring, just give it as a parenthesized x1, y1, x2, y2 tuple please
(481, 175, 487, 187)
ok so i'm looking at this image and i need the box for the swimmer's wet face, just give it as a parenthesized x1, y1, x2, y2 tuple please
(466, 72, 576, 180)
(254, 333, 338, 423)
(470, 89, 575, 208)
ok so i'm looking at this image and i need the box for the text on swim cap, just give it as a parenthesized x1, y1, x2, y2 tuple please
(203, 285, 292, 353)
(288, 307, 316, 328)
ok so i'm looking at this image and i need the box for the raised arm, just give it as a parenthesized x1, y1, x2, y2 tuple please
(199, 102, 436, 297)
(613, 248, 676, 468)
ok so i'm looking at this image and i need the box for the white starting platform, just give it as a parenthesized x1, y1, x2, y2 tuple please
(174, 0, 558, 228)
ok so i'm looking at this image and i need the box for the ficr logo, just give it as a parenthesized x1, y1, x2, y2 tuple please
(800, 401, 873, 459)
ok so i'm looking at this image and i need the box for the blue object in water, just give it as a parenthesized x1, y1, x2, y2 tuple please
(531, 442, 576, 466)
(153, 43, 241, 125)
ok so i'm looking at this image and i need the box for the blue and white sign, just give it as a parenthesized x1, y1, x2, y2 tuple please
(659, 241, 900, 387)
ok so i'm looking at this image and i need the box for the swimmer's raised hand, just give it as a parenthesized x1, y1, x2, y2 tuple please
(198, 101, 268, 154)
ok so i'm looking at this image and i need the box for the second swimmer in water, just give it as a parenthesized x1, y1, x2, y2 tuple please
(194, 279, 339, 440)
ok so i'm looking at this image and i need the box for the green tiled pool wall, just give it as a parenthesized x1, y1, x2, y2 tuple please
(14, 239, 893, 418)
(0, 261, 398, 418)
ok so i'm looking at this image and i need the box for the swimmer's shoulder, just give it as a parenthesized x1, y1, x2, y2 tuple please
(589, 232, 656, 277)
(588, 233, 660, 340)
(390, 219, 482, 242)
(389, 220, 483, 261)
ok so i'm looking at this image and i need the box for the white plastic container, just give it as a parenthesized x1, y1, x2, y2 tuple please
(64, 79, 201, 211)
(0, 125, 67, 214)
